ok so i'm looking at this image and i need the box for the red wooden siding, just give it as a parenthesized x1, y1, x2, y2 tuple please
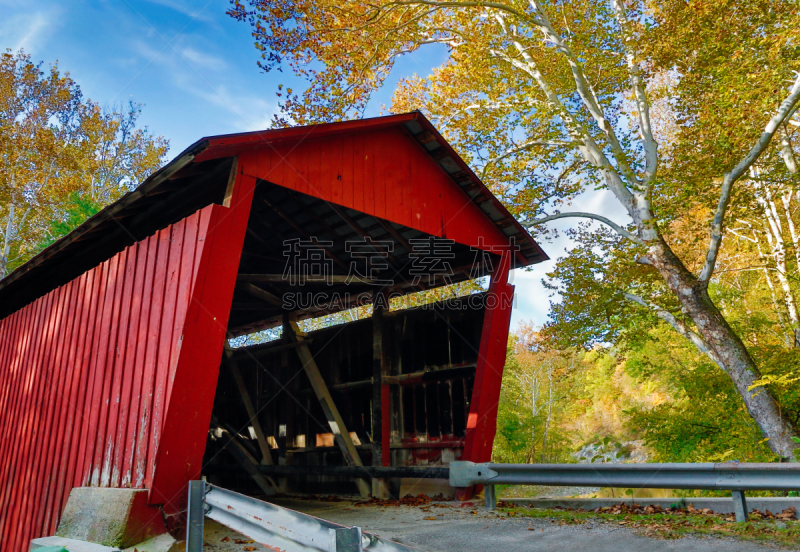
(239, 126, 513, 252)
(461, 250, 514, 498)
(0, 205, 223, 551)
(149, 172, 256, 517)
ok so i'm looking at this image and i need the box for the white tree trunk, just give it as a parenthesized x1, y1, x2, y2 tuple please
(0, 202, 16, 280)
(754, 176, 800, 345)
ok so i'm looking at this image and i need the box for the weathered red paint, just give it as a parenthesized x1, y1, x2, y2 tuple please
(0, 208, 220, 550)
(149, 171, 255, 517)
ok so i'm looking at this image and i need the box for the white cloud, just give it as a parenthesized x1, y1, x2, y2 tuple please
(127, 38, 276, 133)
(0, 11, 56, 55)
(510, 189, 630, 329)
(179, 46, 227, 71)
(140, 0, 215, 22)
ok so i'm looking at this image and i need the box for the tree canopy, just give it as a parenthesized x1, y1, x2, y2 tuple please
(0, 50, 169, 278)
(231, 0, 800, 458)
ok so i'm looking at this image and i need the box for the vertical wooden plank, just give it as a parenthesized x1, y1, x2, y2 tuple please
(399, 134, 414, 227)
(166, 212, 201, 405)
(77, 258, 112, 487)
(373, 131, 389, 221)
(136, 228, 170, 488)
(341, 134, 354, 209)
(38, 276, 82, 533)
(7, 286, 62, 550)
(99, 248, 132, 486)
(0, 294, 23, 420)
(69, 266, 103, 490)
(89, 253, 124, 486)
(145, 219, 186, 487)
(277, 145, 296, 191)
(8, 289, 60, 546)
(363, 133, 376, 215)
(0, 295, 33, 475)
(0, 294, 44, 544)
(123, 235, 158, 487)
(297, 140, 310, 196)
(264, 147, 281, 186)
(308, 136, 322, 198)
(113, 241, 147, 487)
(48, 272, 92, 531)
(353, 132, 365, 214)
(0, 299, 38, 539)
(101, 245, 138, 487)
(332, 135, 345, 205)
(384, 131, 402, 224)
(372, 298, 385, 467)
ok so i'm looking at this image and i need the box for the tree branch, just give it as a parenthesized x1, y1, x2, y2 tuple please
(611, 0, 657, 190)
(489, 41, 636, 215)
(623, 292, 724, 369)
(526, 0, 639, 189)
(480, 138, 575, 179)
(699, 72, 800, 282)
(378, 0, 530, 22)
(530, 211, 642, 244)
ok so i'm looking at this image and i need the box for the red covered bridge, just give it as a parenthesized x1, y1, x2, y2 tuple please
(0, 112, 546, 549)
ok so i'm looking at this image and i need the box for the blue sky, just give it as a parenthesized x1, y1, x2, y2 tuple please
(1, 0, 628, 330)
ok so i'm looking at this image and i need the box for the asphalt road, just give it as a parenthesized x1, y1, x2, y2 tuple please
(201, 497, 789, 552)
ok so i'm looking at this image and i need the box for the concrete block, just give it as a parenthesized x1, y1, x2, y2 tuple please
(122, 533, 183, 552)
(56, 488, 168, 548)
(30, 536, 121, 552)
(399, 478, 454, 498)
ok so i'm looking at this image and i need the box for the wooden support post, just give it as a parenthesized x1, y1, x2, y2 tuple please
(224, 347, 274, 466)
(371, 291, 391, 498)
(278, 348, 292, 493)
(285, 319, 371, 498)
(458, 250, 514, 501)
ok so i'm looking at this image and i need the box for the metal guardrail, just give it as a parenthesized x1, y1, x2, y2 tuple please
(449, 461, 800, 522)
(185, 481, 424, 552)
(254, 465, 450, 479)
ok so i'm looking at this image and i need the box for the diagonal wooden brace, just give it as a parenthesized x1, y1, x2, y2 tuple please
(286, 320, 371, 498)
(225, 346, 275, 466)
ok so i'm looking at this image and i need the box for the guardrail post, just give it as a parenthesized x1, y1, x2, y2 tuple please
(485, 484, 496, 511)
(732, 490, 749, 522)
(335, 526, 364, 551)
(186, 480, 206, 552)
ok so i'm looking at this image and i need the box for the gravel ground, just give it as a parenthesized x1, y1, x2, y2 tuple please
(202, 497, 789, 552)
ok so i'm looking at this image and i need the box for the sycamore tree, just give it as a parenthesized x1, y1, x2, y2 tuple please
(229, 0, 800, 457)
(0, 50, 168, 278)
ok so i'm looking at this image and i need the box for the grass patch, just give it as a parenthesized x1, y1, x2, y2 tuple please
(501, 506, 800, 549)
